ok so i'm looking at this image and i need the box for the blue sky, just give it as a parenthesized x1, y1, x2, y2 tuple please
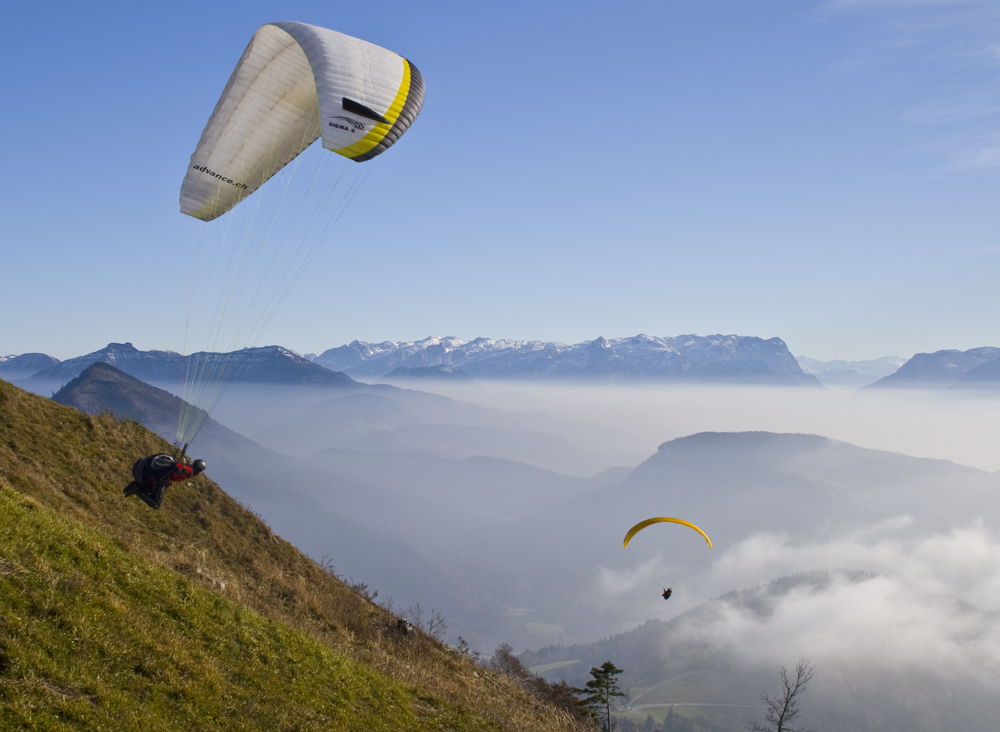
(2, 0, 998, 361)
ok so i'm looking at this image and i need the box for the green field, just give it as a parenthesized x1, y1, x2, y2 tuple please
(528, 659, 583, 675)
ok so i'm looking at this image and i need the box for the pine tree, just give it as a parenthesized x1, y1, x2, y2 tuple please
(575, 661, 628, 732)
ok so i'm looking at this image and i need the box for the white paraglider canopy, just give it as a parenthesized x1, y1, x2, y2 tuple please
(180, 21, 424, 222)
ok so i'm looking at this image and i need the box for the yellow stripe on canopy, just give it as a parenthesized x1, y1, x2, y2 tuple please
(334, 61, 412, 159)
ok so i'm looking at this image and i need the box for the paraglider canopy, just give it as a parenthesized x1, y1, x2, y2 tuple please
(623, 517, 713, 549)
(180, 21, 425, 221)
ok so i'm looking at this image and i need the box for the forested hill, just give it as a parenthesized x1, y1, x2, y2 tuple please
(0, 377, 584, 731)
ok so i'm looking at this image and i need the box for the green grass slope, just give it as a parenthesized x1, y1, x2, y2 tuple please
(0, 378, 584, 732)
(0, 484, 477, 730)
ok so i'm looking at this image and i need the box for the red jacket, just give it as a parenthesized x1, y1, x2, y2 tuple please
(168, 463, 194, 483)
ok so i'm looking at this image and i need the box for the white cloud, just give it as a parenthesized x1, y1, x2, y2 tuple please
(656, 521, 1000, 685)
(946, 134, 1000, 170)
(710, 519, 1000, 605)
(824, 0, 1000, 176)
(827, 0, 988, 11)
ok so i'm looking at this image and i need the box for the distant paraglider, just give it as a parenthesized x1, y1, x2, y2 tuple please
(624, 517, 712, 601)
(623, 517, 713, 549)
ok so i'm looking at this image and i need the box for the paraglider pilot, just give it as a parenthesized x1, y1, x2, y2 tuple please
(124, 453, 206, 510)
(662, 588, 673, 600)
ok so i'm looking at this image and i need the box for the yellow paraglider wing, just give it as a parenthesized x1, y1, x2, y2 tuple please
(623, 517, 713, 549)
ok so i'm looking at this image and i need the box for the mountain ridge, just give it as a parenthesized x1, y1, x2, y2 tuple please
(19, 342, 355, 396)
(866, 346, 1000, 389)
(0, 352, 60, 380)
(314, 334, 822, 386)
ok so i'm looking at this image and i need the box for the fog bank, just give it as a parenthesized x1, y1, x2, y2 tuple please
(391, 381, 1000, 473)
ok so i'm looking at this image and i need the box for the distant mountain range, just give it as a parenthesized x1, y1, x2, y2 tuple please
(9, 338, 1000, 393)
(865, 346, 1000, 390)
(314, 334, 822, 385)
(15, 342, 354, 396)
(0, 352, 60, 381)
(5, 334, 825, 391)
(795, 354, 908, 389)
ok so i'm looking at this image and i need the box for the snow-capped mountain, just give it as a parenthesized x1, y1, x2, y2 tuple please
(24, 343, 185, 387)
(19, 342, 353, 396)
(0, 353, 60, 381)
(315, 334, 821, 386)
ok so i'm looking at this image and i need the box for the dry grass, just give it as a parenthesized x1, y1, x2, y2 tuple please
(0, 379, 589, 731)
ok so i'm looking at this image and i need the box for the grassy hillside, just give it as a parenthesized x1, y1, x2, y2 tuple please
(50, 363, 591, 653)
(0, 378, 586, 731)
